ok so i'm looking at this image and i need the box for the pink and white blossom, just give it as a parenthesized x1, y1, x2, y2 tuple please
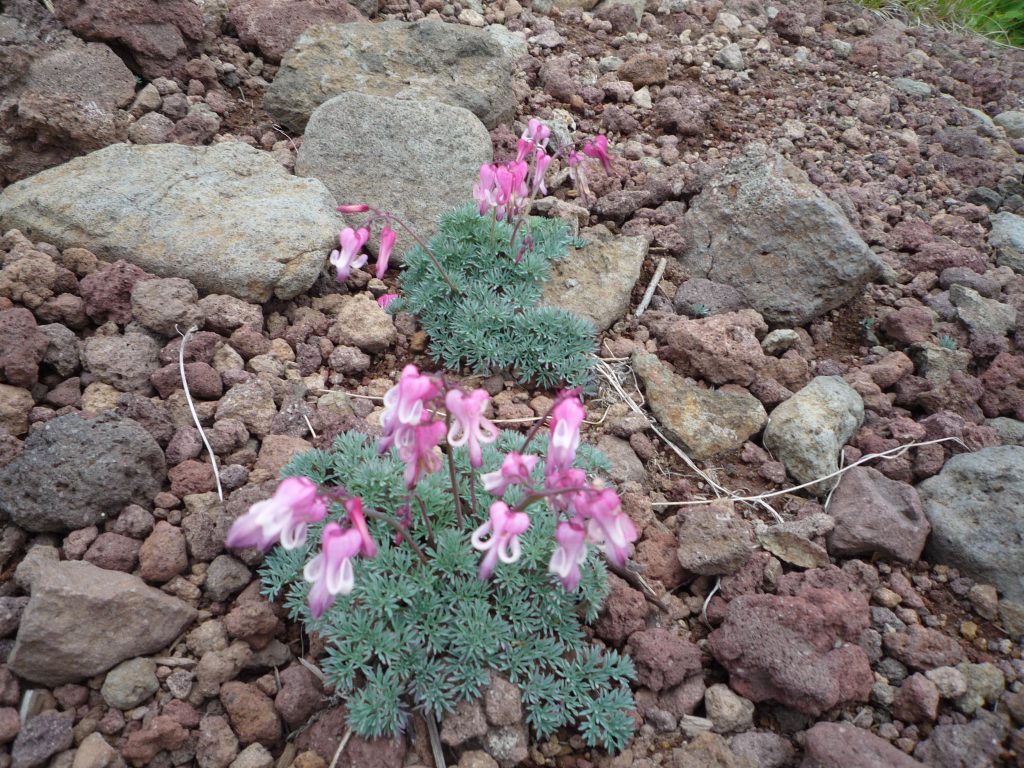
(481, 452, 539, 496)
(544, 466, 587, 513)
(445, 389, 498, 468)
(577, 487, 636, 568)
(471, 501, 531, 579)
(304, 522, 363, 618)
(549, 519, 588, 590)
(546, 392, 585, 476)
(226, 476, 326, 552)
(396, 418, 448, 489)
(474, 164, 499, 216)
(376, 226, 397, 280)
(330, 226, 370, 282)
(378, 364, 440, 455)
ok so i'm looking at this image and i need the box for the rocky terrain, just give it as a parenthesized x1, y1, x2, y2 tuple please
(0, 0, 1023, 766)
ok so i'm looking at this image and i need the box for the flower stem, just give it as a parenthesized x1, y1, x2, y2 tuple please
(363, 509, 429, 564)
(384, 211, 461, 296)
(444, 412, 465, 528)
(413, 494, 435, 546)
(515, 484, 591, 512)
(468, 469, 479, 517)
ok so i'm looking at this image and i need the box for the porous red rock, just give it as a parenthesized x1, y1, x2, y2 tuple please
(228, 0, 365, 62)
(801, 722, 926, 767)
(625, 628, 702, 692)
(593, 574, 647, 645)
(709, 589, 873, 715)
(220, 681, 282, 746)
(0, 308, 48, 388)
(51, 0, 204, 78)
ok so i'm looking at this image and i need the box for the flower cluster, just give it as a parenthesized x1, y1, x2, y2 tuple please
(473, 119, 613, 223)
(228, 370, 637, 616)
(330, 204, 397, 283)
(473, 119, 551, 222)
(226, 477, 378, 618)
(377, 369, 637, 588)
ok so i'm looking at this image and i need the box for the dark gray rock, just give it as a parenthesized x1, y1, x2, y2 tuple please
(918, 446, 1024, 605)
(0, 413, 165, 532)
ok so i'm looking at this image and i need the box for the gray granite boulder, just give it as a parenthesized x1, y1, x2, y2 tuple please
(266, 20, 516, 132)
(295, 92, 491, 254)
(0, 142, 338, 302)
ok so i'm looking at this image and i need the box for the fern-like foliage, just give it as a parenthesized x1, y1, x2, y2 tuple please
(260, 430, 635, 751)
(393, 204, 596, 390)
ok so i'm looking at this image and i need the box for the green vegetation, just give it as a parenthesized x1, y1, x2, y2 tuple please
(857, 0, 1023, 46)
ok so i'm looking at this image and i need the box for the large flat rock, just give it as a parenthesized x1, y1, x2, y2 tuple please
(9, 560, 196, 686)
(543, 225, 647, 333)
(632, 350, 767, 460)
(295, 93, 491, 253)
(679, 143, 882, 325)
(265, 20, 516, 132)
(0, 142, 338, 302)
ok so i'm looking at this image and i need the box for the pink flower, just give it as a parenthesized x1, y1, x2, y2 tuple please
(377, 293, 400, 311)
(379, 364, 440, 455)
(496, 161, 529, 203)
(549, 519, 587, 590)
(546, 392, 585, 475)
(516, 119, 550, 162)
(515, 137, 534, 164)
(530, 151, 551, 196)
(226, 476, 326, 551)
(445, 389, 498, 468)
(376, 226, 397, 280)
(336, 203, 370, 213)
(582, 135, 612, 173)
(527, 118, 551, 148)
(474, 164, 498, 216)
(330, 226, 370, 282)
(544, 467, 587, 513)
(304, 522, 363, 618)
(471, 501, 531, 579)
(482, 452, 539, 496)
(345, 497, 378, 559)
(397, 418, 447, 489)
(577, 488, 636, 568)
